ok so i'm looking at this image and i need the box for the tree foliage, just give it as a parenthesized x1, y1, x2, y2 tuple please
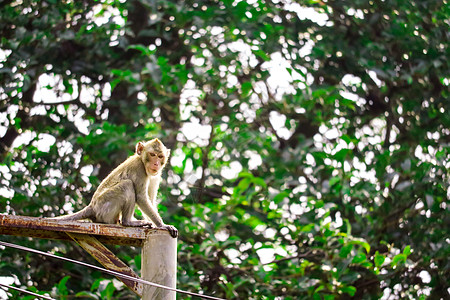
(0, 0, 448, 299)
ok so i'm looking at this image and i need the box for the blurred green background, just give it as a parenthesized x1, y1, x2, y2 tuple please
(0, 0, 448, 299)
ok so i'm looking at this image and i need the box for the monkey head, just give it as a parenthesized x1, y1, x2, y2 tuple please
(136, 139, 170, 176)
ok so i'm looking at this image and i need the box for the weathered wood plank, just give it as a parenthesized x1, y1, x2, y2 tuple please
(67, 232, 143, 297)
(0, 214, 164, 247)
(0, 214, 179, 299)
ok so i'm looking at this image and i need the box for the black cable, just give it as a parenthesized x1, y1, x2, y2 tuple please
(0, 241, 225, 300)
(0, 282, 56, 300)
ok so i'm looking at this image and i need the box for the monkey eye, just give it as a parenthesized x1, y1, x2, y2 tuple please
(149, 153, 157, 157)
(158, 155, 164, 159)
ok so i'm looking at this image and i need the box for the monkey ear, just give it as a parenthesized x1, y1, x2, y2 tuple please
(136, 142, 145, 155)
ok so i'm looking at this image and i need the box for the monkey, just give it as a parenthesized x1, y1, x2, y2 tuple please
(51, 138, 178, 238)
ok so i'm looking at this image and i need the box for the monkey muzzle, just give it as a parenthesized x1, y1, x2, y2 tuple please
(147, 167, 160, 176)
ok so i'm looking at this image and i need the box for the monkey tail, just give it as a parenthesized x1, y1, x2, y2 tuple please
(48, 206, 94, 222)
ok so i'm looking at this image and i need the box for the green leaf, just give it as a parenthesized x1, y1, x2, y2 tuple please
(237, 177, 251, 192)
(314, 284, 325, 293)
(333, 148, 349, 162)
(329, 176, 340, 187)
(391, 253, 407, 267)
(134, 254, 142, 270)
(273, 191, 289, 204)
(91, 278, 101, 292)
(301, 223, 315, 232)
(127, 44, 155, 56)
(241, 81, 253, 97)
(339, 244, 353, 258)
(350, 240, 371, 254)
(13, 117, 22, 129)
(352, 252, 367, 264)
(100, 281, 116, 300)
(63, 79, 73, 95)
(341, 134, 352, 144)
(341, 285, 356, 297)
(75, 291, 97, 298)
(22, 74, 31, 91)
(403, 245, 411, 256)
(252, 49, 270, 61)
(344, 218, 352, 236)
(374, 251, 385, 267)
(252, 177, 267, 188)
(57, 276, 70, 295)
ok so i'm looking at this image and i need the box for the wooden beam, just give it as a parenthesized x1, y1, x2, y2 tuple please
(67, 232, 143, 297)
(0, 214, 165, 247)
(0, 214, 174, 296)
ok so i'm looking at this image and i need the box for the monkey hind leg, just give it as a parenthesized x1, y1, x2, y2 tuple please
(49, 206, 94, 222)
(121, 199, 154, 227)
(90, 179, 152, 227)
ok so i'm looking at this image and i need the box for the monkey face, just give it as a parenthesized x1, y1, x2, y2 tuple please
(145, 152, 166, 175)
(136, 139, 170, 176)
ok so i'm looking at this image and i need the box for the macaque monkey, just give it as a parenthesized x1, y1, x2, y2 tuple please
(52, 138, 178, 238)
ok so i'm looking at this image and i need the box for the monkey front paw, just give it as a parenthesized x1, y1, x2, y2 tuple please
(160, 224, 178, 238)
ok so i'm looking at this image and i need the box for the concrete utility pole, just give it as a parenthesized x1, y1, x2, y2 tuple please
(142, 230, 177, 300)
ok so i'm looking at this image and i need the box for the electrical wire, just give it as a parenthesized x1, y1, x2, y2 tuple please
(0, 240, 225, 300)
(0, 282, 56, 300)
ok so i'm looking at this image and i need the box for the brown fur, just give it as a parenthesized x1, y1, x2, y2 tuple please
(51, 139, 178, 238)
